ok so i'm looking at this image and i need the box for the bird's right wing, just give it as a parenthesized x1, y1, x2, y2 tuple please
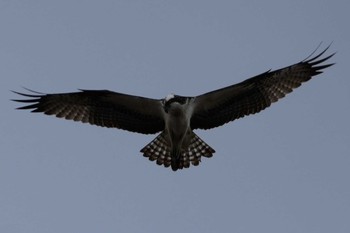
(13, 89, 165, 134)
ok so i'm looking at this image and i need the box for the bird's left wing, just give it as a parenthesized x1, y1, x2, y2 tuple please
(190, 46, 335, 130)
(13, 89, 165, 134)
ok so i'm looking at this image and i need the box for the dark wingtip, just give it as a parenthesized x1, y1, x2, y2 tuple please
(300, 43, 336, 76)
(303, 43, 335, 63)
(11, 88, 45, 98)
(11, 88, 45, 111)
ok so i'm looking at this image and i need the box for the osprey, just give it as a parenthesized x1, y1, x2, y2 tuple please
(13, 46, 334, 171)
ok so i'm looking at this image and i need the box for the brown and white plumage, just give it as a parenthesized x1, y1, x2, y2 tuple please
(12, 46, 335, 171)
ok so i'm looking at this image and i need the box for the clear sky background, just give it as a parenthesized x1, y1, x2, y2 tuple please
(1, 1, 349, 233)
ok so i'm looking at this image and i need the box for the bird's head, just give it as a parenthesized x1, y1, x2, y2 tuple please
(162, 94, 175, 113)
(162, 94, 188, 113)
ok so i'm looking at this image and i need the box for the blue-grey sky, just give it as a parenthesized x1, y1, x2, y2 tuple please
(1, 1, 349, 232)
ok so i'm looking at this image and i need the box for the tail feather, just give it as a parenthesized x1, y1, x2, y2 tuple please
(140, 131, 171, 167)
(140, 131, 215, 171)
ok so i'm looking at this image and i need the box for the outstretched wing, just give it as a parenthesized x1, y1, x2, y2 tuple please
(13, 89, 165, 134)
(191, 46, 335, 130)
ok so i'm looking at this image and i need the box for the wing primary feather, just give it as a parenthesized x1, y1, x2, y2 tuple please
(309, 54, 335, 66)
(303, 43, 334, 63)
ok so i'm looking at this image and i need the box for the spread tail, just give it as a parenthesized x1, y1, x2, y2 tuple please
(140, 131, 215, 171)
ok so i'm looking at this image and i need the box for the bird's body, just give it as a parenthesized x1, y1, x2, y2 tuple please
(141, 96, 214, 170)
(165, 101, 192, 160)
(13, 46, 335, 171)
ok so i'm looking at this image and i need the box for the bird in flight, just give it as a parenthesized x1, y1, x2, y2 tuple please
(13, 46, 335, 171)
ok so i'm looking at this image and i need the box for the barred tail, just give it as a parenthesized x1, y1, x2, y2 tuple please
(140, 131, 172, 168)
(140, 131, 215, 171)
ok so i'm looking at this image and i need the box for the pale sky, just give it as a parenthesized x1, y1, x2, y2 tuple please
(1, 1, 349, 233)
